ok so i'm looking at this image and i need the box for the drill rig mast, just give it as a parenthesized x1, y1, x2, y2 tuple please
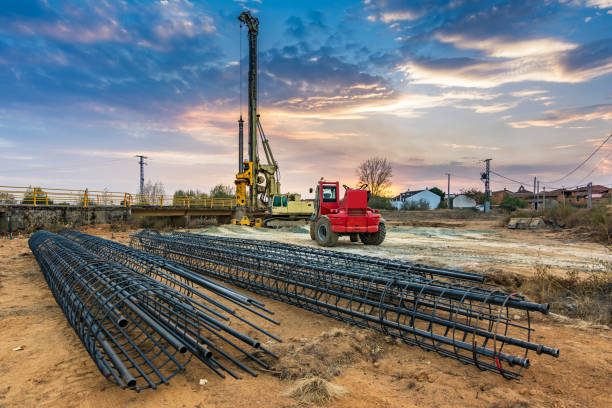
(234, 11, 280, 215)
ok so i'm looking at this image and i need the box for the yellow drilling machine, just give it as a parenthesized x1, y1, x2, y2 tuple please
(232, 11, 313, 227)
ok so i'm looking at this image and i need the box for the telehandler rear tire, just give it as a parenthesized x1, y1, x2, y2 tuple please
(309, 220, 316, 240)
(350, 234, 359, 242)
(315, 216, 338, 247)
(360, 221, 386, 245)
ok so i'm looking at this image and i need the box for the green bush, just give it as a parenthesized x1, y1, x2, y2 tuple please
(500, 194, 527, 212)
(403, 198, 430, 211)
(21, 187, 53, 205)
(429, 187, 445, 200)
(368, 195, 394, 210)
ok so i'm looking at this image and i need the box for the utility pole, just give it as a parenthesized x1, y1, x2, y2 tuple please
(481, 159, 491, 213)
(562, 186, 566, 206)
(543, 186, 546, 210)
(445, 172, 451, 209)
(587, 182, 592, 208)
(533, 177, 537, 210)
(536, 180, 540, 210)
(135, 155, 148, 196)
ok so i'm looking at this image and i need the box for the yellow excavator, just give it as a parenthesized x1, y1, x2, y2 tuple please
(232, 11, 313, 227)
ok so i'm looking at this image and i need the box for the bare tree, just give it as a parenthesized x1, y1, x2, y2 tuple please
(141, 180, 166, 205)
(356, 157, 393, 196)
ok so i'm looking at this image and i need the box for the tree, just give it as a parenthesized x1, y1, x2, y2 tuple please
(173, 189, 208, 206)
(500, 194, 527, 212)
(140, 180, 165, 205)
(356, 157, 393, 196)
(21, 187, 53, 205)
(367, 195, 394, 210)
(209, 184, 235, 198)
(0, 192, 16, 204)
(429, 187, 445, 200)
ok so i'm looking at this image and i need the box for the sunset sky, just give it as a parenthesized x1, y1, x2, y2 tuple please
(1, 0, 611, 197)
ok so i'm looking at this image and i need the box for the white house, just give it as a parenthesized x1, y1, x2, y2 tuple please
(453, 194, 476, 208)
(391, 189, 441, 210)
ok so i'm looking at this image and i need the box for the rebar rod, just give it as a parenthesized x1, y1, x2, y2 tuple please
(131, 230, 559, 380)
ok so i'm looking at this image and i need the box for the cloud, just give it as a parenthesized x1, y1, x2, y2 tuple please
(284, 10, 327, 38)
(64, 148, 232, 165)
(435, 33, 577, 58)
(508, 104, 612, 128)
(0, 137, 13, 147)
(579, 1, 612, 9)
(457, 102, 517, 114)
(442, 143, 501, 151)
(552, 144, 576, 149)
(0, 0, 216, 46)
(386, 2, 612, 89)
(380, 11, 421, 23)
(510, 89, 548, 98)
(399, 41, 612, 88)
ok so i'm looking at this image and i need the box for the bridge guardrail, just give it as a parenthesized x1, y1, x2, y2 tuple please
(0, 186, 236, 209)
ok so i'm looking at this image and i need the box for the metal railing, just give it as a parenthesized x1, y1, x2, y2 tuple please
(0, 186, 236, 209)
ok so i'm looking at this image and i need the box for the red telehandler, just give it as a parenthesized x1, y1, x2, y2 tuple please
(309, 179, 386, 247)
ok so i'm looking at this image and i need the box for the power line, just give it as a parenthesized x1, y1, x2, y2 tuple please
(542, 133, 611, 184)
(490, 171, 530, 186)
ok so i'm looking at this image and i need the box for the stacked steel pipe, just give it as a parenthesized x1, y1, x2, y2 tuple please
(131, 230, 559, 380)
(29, 231, 279, 391)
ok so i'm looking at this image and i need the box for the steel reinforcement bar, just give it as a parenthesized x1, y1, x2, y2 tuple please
(29, 231, 278, 390)
(166, 230, 486, 283)
(131, 230, 559, 380)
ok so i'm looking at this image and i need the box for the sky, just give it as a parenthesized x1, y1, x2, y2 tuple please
(1, 0, 611, 197)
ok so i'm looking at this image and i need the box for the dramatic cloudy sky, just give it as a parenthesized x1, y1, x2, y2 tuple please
(1, 0, 611, 196)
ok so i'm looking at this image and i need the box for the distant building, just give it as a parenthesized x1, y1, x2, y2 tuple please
(391, 189, 441, 210)
(453, 195, 477, 208)
(492, 185, 532, 205)
(491, 184, 610, 209)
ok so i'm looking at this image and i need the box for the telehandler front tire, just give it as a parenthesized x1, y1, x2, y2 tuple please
(315, 216, 338, 247)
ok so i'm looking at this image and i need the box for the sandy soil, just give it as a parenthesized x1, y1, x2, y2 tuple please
(0, 224, 610, 408)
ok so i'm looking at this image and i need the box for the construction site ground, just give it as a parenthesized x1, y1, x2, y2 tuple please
(1, 215, 610, 408)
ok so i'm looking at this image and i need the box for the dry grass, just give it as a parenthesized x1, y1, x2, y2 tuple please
(282, 377, 348, 405)
(506, 204, 612, 243)
(265, 328, 389, 381)
(490, 262, 612, 325)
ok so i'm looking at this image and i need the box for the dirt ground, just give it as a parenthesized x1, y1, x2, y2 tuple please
(1, 221, 611, 408)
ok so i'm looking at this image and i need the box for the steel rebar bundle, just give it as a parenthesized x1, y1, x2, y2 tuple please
(29, 231, 279, 391)
(59, 229, 280, 377)
(131, 230, 559, 380)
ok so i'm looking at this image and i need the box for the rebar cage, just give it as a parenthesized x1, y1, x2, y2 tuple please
(131, 230, 559, 380)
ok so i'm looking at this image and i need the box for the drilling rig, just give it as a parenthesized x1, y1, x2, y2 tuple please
(233, 11, 313, 227)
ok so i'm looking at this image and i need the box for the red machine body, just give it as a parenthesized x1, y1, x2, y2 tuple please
(310, 180, 386, 247)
